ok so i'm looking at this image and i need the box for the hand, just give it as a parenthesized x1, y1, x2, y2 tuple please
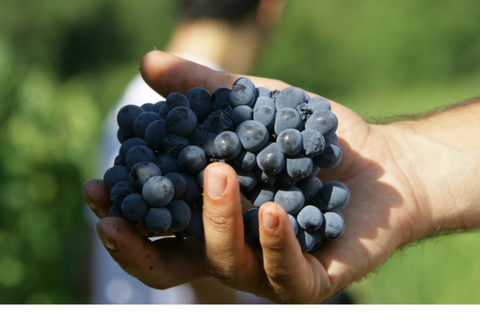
(83, 51, 432, 303)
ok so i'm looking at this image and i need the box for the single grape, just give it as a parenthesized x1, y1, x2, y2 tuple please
(233, 77, 256, 90)
(256, 87, 271, 97)
(230, 82, 256, 107)
(235, 120, 269, 152)
(119, 137, 148, 159)
(133, 111, 160, 139)
(166, 199, 192, 232)
(285, 154, 313, 181)
(256, 142, 285, 175)
(211, 87, 232, 111)
(235, 169, 257, 193)
(304, 109, 338, 137)
(320, 211, 345, 240)
(185, 87, 212, 122)
(164, 172, 187, 199)
(165, 106, 198, 137)
(273, 187, 305, 216)
(232, 150, 256, 171)
(296, 229, 322, 253)
(312, 136, 342, 169)
(315, 181, 350, 212)
(117, 104, 144, 138)
(231, 77, 256, 107)
(121, 193, 149, 222)
(201, 132, 218, 158)
(246, 184, 275, 207)
(142, 175, 175, 208)
(296, 205, 324, 231)
(275, 86, 308, 110)
(274, 108, 303, 135)
(308, 96, 331, 111)
(295, 175, 323, 205)
(109, 181, 135, 209)
(103, 166, 130, 191)
(213, 131, 242, 160)
(301, 129, 325, 158)
(125, 145, 157, 170)
(165, 92, 190, 115)
(144, 207, 172, 236)
(129, 161, 162, 190)
(276, 128, 303, 156)
(253, 104, 276, 130)
(144, 119, 168, 151)
(231, 105, 254, 128)
(177, 145, 208, 175)
(254, 96, 275, 109)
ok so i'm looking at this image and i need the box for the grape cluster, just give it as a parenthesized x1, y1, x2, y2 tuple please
(102, 77, 349, 252)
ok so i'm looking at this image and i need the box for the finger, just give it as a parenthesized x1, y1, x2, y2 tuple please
(82, 179, 111, 219)
(258, 202, 330, 303)
(139, 50, 291, 96)
(96, 216, 206, 289)
(201, 162, 264, 290)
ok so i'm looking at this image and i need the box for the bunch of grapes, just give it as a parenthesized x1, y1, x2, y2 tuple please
(102, 77, 350, 252)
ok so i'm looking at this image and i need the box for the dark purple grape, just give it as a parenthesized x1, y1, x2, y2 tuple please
(165, 106, 198, 137)
(145, 119, 167, 151)
(276, 128, 303, 156)
(133, 111, 160, 139)
(142, 176, 175, 208)
(213, 131, 242, 160)
(121, 193, 149, 222)
(166, 199, 192, 232)
(129, 161, 162, 190)
(185, 87, 212, 122)
(235, 120, 269, 152)
(144, 207, 172, 236)
(177, 145, 208, 175)
(103, 166, 130, 191)
(117, 104, 144, 138)
(296, 205, 324, 231)
(273, 187, 305, 216)
(125, 145, 156, 170)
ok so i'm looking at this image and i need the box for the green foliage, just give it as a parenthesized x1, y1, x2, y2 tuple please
(0, 0, 479, 303)
(0, 0, 177, 303)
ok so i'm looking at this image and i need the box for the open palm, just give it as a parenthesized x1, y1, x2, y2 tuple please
(83, 51, 421, 303)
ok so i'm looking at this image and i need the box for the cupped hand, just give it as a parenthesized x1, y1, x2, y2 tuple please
(83, 51, 423, 303)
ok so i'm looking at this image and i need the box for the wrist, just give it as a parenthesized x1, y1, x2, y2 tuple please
(385, 119, 480, 243)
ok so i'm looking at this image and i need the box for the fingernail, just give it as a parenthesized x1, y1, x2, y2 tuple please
(97, 230, 117, 251)
(82, 185, 97, 211)
(206, 169, 227, 199)
(262, 211, 279, 231)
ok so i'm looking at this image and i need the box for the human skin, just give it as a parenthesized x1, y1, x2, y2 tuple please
(82, 51, 480, 303)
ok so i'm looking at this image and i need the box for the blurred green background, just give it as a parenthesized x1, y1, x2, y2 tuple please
(0, 0, 479, 304)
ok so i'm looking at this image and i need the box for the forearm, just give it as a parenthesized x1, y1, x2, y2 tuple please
(386, 97, 480, 241)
